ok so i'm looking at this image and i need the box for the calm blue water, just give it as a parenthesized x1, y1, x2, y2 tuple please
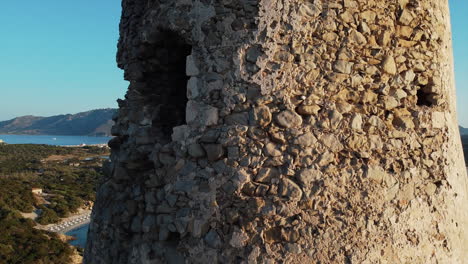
(65, 224, 89, 248)
(0, 135, 111, 146)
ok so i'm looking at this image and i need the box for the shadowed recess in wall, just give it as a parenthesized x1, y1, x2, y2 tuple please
(148, 30, 191, 143)
(416, 88, 437, 107)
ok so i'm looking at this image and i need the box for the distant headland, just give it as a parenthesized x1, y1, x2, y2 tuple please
(460, 125, 468, 135)
(0, 109, 116, 136)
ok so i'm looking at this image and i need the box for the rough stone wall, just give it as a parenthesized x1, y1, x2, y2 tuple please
(85, 0, 468, 263)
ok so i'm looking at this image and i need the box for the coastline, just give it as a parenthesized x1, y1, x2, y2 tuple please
(66, 223, 90, 249)
(63, 144, 109, 148)
(58, 219, 91, 234)
(38, 210, 92, 234)
(0, 134, 111, 147)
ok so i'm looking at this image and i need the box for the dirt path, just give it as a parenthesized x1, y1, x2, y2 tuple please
(20, 210, 39, 220)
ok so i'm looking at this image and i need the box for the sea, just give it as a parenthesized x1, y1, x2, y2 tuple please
(65, 224, 90, 248)
(0, 134, 111, 146)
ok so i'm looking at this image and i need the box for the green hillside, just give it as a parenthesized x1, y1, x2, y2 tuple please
(0, 144, 108, 263)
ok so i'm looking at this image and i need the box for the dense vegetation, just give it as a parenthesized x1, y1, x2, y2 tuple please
(0, 208, 73, 264)
(0, 144, 108, 263)
(0, 144, 106, 221)
(0, 178, 35, 213)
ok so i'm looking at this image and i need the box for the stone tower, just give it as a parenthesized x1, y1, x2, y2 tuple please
(85, 0, 468, 263)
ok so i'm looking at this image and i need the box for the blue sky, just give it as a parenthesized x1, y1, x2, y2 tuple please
(0, 1, 127, 120)
(450, 0, 468, 126)
(0, 1, 467, 126)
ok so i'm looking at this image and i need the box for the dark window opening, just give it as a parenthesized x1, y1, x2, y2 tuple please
(416, 88, 435, 107)
(149, 30, 192, 143)
(167, 231, 181, 242)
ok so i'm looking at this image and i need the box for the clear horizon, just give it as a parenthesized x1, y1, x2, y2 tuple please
(0, 1, 467, 126)
(0, 108, 117, 121)
(0, 1, 127, 122)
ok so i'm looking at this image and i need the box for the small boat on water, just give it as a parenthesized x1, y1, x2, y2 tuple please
(52, 138, 57, 140)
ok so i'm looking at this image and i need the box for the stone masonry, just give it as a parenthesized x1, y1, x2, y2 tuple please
(85, 0, 468, 263)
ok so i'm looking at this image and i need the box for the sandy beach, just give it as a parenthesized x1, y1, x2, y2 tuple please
(37, 210, 91, 233)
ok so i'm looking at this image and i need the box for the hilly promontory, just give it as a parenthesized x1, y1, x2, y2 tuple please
(0, 109, 116, 136)
(460, 125, 468, 136)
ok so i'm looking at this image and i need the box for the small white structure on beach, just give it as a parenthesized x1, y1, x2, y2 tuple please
(31, 188, 43, 195)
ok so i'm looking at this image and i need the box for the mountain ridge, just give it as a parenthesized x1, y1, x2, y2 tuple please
(460, 125, 468, 136)
(0, 109, 116, 136)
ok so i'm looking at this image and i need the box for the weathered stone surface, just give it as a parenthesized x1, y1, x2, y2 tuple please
(252, 106, 272, 127)
(432, 112, 446, 128)
(264, 142, 282, 157)
(188, 143, 206, 158)
(384, 96, 399, 110)
(142, 215, 156, 233)
(320, 134, 343, 152)
(186, 55, 199, 76)
(297, 104, 321, 115)
(317, 151, 335, 166)
(322, 32, 338, 42)
(297, 168, 321, 188)
(285, 243, 302, 254)
(351, 114, 363, 131)
(294, 132, 316, 147)
(113, 165, 129, 181)
(187, 77, 199, 99)
(348, 29, 367, 45)
(86, 1, 468, 263)
(333, 60, 353, 74)
(255, 167, 280, 183)
(245, 46, 262, 63)
(186, 101, 218, 126)
(225, 112, 249, 125)
(378, 31, 392, 46)
(264, 227, 282, 243)
(130, 217, 141, 233)
(203, 144, 224, 161)
(279, 178, 303, 200)
(298, 1, 321, 18)
(381, 56, 397, 75)
(366, 166, 389, 184)
(229, 230, 249, 248)
(393, 89, 407, 100)
(393, 116, 415, 129)
(399, 9, 414, 25)
(204, 229, 222, 249)
(276, 110, 302, 128)
(172, 125, 189, 142)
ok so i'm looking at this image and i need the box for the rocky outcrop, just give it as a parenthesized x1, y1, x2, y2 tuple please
(85, 0, 468, 263)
